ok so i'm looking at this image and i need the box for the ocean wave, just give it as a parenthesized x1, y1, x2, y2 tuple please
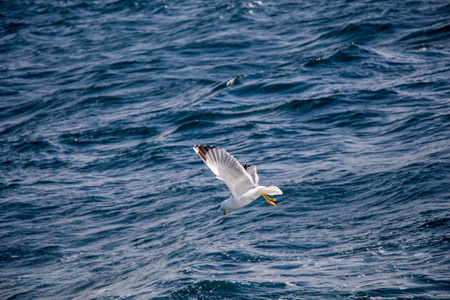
(1, 0, 449, 299)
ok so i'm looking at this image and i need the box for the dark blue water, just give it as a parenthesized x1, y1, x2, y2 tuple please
(1, 0, 450, 299)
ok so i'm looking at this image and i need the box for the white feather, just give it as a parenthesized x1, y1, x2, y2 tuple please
(194, 145, 283, 213)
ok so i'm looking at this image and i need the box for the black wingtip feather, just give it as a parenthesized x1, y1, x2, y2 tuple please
(242, 163, 251, 170)
(194, 145, 217, 162)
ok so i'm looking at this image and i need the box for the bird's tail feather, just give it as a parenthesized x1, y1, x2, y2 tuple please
(259, 186, 283, 195)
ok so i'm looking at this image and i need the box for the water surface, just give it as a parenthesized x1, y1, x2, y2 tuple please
(1, 0, 449, 299)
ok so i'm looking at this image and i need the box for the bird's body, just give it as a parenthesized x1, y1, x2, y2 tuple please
(193, 145, 283, 215)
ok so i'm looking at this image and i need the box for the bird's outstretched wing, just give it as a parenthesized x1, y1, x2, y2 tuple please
(242, 164, 259, 185)
(194, 145, 256, 198)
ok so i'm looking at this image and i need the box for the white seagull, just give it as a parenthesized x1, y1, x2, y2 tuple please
(193, 145, 283, 215)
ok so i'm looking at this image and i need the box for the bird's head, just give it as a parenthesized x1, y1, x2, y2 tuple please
(219, 202, 228, 216)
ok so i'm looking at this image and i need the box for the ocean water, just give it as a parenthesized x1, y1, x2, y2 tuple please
(1, 0, 450, 299)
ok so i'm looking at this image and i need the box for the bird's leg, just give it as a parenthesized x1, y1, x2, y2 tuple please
(262, 194, 276, 202)
(262, 194, 276, 207)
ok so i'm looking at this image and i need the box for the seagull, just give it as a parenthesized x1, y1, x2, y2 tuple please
(193, 145, 283, 215)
